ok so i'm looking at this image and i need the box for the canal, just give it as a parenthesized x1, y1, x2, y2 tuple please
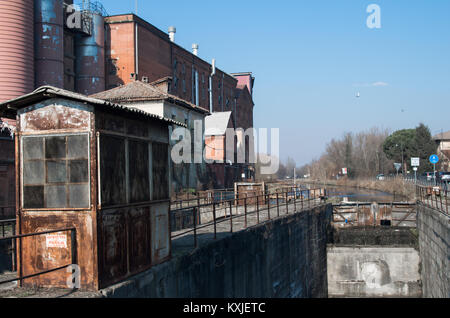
(326, 186, 407, 203)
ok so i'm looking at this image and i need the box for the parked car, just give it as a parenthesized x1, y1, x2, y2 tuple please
(376, 174, 385, 180)
(438, 172, 450, 182)
(423, 172, 436, 181)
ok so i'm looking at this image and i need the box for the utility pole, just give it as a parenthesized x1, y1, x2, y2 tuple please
(135, 0, 138, 15)
(294, 168, 296, 186)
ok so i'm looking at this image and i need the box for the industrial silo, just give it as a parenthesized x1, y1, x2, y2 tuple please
(75, 11, 105, 95)
(34, 0, 65, 88)
(0, 0, 35, 102)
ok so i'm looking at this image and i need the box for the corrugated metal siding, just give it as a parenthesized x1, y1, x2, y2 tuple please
(0, 0, 35, 102)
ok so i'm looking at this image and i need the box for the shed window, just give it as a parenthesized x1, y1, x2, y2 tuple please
(99, 135, 167, 206)
(152, 143, 168, 201)
(128, 140, 150, 203)
(99, 135, 126, 207)
(22, 134, 90, 209)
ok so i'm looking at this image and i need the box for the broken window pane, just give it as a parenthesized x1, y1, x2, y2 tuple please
(23, 160, 45, 185)
(152, 143, 168, 201)
(69, 184, 89, 208)
(68, 135, 88, 159)
(46, 185, 67, 208)
(23, 186, 44, 209)
(45, 136, 66, 159)
(23, 137, 44, 160)
(47, 160, 67, 183)
(69, 160, 89, 183)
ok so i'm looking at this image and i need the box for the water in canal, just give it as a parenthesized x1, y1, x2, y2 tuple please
(326, 186, 404, 203)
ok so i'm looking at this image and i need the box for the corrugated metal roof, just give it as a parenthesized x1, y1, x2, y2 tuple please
(90, 80, 210, 115)
(205, 111, 232, 136)
(0, 86, 186, 127)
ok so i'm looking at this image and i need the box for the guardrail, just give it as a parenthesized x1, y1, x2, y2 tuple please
(170, 186, 327, 249)
(0, 227, 77, 287)
(171, 188, 235, 210)
(416, 185, 449, 215)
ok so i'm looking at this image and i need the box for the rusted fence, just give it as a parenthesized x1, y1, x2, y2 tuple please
(332, 202, 417, 228)
(0, 227, 77, 287)
(171, 188, 235, 210)
(170, 186, 327, 248)
(416, 185, 449, 215)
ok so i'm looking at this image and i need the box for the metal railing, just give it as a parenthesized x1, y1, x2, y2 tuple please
(171, 188, 235, 210)
(416, 185, 449, 215)
(0, 227, 77, 287)
(170, 186, 327, 248)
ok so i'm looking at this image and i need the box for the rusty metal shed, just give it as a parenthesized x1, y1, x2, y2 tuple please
(0, 86, 184, 290)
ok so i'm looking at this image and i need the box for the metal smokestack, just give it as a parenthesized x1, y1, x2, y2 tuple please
(168, 26, 176, 42)
(192, 43, 199, 56)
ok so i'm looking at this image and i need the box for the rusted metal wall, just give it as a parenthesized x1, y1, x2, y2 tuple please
(95, 111, 171, 289)
(34, 0, 65, 88)
(235, 182, 265, 206)
(0, 0, 34, 102)
(64, 31, 76, 91)
(332, 203, 417, 228)
(17, 98, 98, 290)
(75, 13, 105, 95)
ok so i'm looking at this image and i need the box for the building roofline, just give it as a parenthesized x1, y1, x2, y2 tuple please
(0, 86, 186, 127)
(104, 14, 238, 83)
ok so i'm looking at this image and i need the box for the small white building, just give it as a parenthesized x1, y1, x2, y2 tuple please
(433, 131, 450, 171)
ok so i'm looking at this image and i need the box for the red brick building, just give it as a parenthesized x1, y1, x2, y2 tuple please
(104, 14, 256, 189)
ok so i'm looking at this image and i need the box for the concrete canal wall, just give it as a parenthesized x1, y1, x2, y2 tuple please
(101, 204, 333, 298)
(417, 204, 449, 298)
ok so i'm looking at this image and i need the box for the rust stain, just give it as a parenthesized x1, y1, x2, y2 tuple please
(21, 105, 90, 131)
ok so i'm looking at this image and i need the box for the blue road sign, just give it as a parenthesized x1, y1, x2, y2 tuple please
(429, 154, 439, 164)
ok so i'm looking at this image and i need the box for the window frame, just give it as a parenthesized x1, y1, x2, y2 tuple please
(21, 132, 91, 211)
(97, 132, 170, 208)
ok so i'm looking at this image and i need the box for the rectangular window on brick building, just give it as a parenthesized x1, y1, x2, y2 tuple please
(22, 134, 90, 209)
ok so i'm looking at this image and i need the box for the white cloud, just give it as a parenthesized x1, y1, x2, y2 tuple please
(372, 81, 389, 87)
(353, 81, 389, 87)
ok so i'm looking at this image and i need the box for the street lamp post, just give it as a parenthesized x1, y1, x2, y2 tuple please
(396, 143, 404, 177)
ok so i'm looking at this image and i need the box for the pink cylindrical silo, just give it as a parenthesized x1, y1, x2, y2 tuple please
(0, 0, 35, 102)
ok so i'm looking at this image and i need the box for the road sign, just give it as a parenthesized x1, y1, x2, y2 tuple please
(411, 157, 420, 167)
(429, 155, 439, 164)
(394, 163, 402, 172)
(413, 167, 418, 171)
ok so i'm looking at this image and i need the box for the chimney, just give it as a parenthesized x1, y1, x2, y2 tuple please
(168, 26, 176, 42)
(192, 43, 199, 56)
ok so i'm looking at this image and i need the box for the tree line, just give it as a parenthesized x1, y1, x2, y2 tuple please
(257, 123, 438, 181)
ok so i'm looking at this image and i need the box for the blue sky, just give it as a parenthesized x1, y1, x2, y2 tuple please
(99, 0, 450, 166)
